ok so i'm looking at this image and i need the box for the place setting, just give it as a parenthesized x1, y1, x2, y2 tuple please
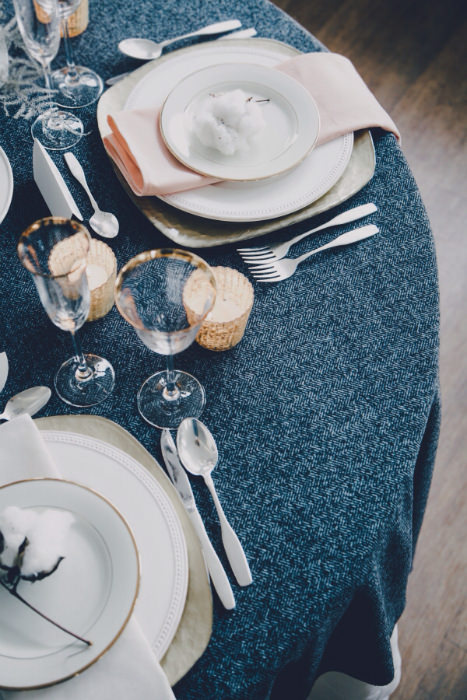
(0, 2, 443, 699)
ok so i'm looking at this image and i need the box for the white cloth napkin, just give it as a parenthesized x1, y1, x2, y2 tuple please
(0, 415, 176, 700)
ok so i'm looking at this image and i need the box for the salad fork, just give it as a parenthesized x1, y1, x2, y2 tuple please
(250, 224, 379, 282)
(238, 203, 377, 263)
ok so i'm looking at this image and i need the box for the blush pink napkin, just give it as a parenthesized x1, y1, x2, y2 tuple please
(103, 53, 400, 198)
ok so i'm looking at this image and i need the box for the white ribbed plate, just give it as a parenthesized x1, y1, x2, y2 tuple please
(41, 430, 188, 661)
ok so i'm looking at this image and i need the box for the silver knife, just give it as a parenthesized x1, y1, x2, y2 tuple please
(105, 27, 258, 86)
(160, 429, 236, 610)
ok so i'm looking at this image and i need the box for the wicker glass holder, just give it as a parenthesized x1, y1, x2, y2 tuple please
(185, 266, 254, 351)
(86, 239, 116, 321)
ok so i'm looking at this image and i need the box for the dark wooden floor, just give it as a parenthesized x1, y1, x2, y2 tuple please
(273, 1, 467, 698)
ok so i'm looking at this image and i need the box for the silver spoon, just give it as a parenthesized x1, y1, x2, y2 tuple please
(177, 417, 252, 587)
(119, 19, 241, 61)
(0, 386, 52, 422)
(64, 152, 119, 239)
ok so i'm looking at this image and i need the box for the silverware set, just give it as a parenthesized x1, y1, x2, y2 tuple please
(161, 417, 253, 610)
(238, 203, 379, 282)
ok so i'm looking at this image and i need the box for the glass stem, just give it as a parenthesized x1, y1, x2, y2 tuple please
(163, 354, 179, 401)
(70, 330, 92, 381)
(61, 16, 78, 82)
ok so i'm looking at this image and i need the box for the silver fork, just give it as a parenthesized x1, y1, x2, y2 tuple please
(237, 203, 377, 262)
(250, 224, 379, 282)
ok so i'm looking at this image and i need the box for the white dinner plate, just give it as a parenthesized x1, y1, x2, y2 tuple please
(0, 145, 13, 225)
(160, 62, 319, 181)
(124, 40, 353, 222)
(0, 479, 139, 690)
(40, 430, 188, 661)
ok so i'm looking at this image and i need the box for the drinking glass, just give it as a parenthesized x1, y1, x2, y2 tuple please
(48, 0, 103, 108)
(13, 0, 83, 149)
(18, 217, 115, 407)
(115, 249, 216, 429)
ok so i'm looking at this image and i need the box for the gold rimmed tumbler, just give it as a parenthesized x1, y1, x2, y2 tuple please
(18, 217, 115, 407)
(115, 249, 216, 429)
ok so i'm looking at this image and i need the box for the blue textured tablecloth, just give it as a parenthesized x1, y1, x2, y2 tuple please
(0, 1, 440, 698)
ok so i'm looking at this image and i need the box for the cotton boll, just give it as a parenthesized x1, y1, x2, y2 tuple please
(22, 510, 74, 577)
(0, 506, 37, 568)
(0, 506, 74, 577)
(192, 89, 266, 156)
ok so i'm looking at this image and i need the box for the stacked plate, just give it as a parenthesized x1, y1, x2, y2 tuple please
(0, 418, 211, 690)
(97, 38, 375, 247)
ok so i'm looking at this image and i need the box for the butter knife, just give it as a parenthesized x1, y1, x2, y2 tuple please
(33, 139, 83, 220)
(160, 429, 235, 610)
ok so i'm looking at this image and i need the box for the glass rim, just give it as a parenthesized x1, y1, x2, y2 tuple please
(17, 216, 91, 280)
(114, 248, 217, 331)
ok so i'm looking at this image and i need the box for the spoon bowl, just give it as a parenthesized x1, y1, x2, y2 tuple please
(0, 386, 51, 421)
(89, 210, 119, 239)
(177, 417, 218, 476)
(177, 417, 252, 586)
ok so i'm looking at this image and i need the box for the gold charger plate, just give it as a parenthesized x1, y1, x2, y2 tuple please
(35, 414, 212, 687)
(97, 39, 375, 248)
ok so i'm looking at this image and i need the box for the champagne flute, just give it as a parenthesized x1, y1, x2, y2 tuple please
(115, 249, 216, 429)
(18, 217, 115, 407)
(13, 0, 83, 150)
(48, 0, 103, 108)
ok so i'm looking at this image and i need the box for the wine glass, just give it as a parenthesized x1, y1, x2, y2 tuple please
(17, 217, 115, 407)
(115, 249, 216, 429)
(48, 0, 103, 108)
(13, 0, 83, 149)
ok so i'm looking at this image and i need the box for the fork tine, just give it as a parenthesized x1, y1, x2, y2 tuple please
(246, 261, 277, 270)
(240, 253, 276, 262)
(251, 269, 280, 279)
(237, 246, 269, 252)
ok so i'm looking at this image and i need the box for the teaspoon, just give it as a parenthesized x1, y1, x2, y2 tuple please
(177, 417, 252, 587)
(64, 152, 119, 239)
(0, 386, 52, 422)
(119, 19, 242, 61)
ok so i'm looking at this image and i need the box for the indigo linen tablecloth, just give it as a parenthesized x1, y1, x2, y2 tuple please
(0, 1, 440, 698)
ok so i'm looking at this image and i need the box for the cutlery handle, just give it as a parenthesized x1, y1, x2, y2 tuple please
(187, 508, 236, 609)
(296, 224, 379, 264)
(220, 27, 257, 40)
(64, 152, 98, 211)
(288, 203, 377, 250)
(205, 475, 252, 587)
(160, 19, 242, 48)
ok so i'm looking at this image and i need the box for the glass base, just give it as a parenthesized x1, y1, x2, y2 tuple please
(54, 354, 115, 407)
(137, 370, 206, 430)
(31, 109, 83, 150)
(52, 65, 104, 108)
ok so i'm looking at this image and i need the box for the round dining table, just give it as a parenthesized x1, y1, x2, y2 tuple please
(0, 1, 440, 698)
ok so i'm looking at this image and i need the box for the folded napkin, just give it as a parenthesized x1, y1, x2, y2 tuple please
(0, 415, 176, 700)
(104, 52, 400, 198)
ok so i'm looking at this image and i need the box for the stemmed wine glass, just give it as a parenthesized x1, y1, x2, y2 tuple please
(13, 0, 83, 150)
(48, 0, 103, 108)
(115, 249, 216, 429)
(18, 217, 115, 407)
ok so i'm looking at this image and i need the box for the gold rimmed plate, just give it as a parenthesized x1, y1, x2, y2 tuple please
(0, 478, 139, 690)
(160, 62, 320, 181)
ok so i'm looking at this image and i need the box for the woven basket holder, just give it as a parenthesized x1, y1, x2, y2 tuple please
(86, 238, 116, 321)
(191, 266, 254, 351)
